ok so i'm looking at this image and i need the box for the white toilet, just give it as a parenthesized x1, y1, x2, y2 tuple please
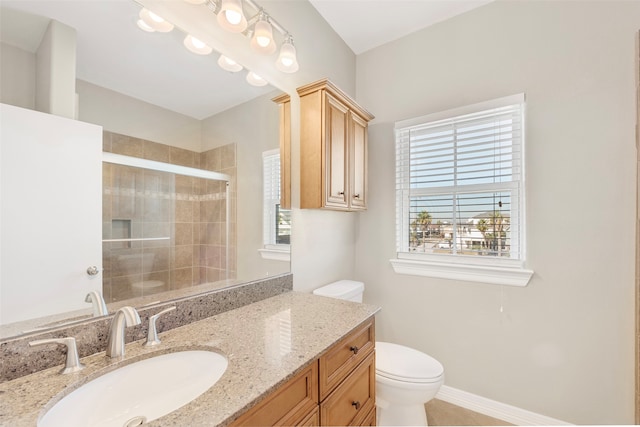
(117, 252, 165, 293)
(313, 280, 444, 426)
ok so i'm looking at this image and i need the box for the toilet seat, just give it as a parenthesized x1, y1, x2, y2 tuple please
(131, 280, 165, 290)
(376, 341, 444, 384)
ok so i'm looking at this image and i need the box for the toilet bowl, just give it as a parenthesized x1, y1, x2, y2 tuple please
(117, 252, 165, 293)
(313, 280, 444, 426)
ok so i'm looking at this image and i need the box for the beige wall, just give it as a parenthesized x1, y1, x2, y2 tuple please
(76, 80, 202, 152)
(0, 42, 35, 109)
(201, 91, 289, 282)
(354, 0, 639, 423)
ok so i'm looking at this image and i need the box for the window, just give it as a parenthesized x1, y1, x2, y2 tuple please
(391, 94, 533, 286)
(261, 149, 291, 261)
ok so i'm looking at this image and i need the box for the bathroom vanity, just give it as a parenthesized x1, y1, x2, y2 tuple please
(0, 292, 379, 426)
(231, 316, 376, 426)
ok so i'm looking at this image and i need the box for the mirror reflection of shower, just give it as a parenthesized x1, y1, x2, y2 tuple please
(102, 147, 232, 304)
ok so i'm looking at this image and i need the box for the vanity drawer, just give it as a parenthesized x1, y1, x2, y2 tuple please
(319, 318, 375, 399)
(319, 352, 376, 426)
(360, 407, 376, 426)
(299, 407, 320, 426)
(230, 362, 319, 426)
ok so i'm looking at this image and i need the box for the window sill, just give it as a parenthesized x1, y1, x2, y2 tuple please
(259, 246, 291, 262)
(389, 257, 533, 287)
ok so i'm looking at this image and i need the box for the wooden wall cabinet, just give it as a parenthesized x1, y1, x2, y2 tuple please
(230, 317, 376, 427)
(272, 93, 291, 210)
(297, 79, 374, 211)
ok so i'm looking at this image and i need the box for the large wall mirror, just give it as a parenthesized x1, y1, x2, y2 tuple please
(0, 0, 291, 339)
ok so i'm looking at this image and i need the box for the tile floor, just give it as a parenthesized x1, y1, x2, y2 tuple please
(425, 399, 513, 426)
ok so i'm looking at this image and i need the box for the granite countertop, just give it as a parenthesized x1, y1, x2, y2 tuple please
(0, 292, 380, 426)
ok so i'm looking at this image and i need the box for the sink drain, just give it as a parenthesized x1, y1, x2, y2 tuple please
(124, 416, 147, 427)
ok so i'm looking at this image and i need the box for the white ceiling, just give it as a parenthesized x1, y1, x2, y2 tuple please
(0, 0, 275, 120)
(307, 0, 494, 55)
(0, 0, 493, 119)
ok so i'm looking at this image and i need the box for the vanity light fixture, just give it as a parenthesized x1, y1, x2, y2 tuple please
(217, 0, 248, 33)
(246, 71, 267, 87)
(275, 34, 299, 73)
(250, 12, 276, 55)
(139, 8, 174, 33)
(140, 0, 300, 79)
(184, 35, 213, 55)
(217, 54, 243, 72)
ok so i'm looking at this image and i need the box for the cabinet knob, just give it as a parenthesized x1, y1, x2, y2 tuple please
(352, 401, 361, 410)
(353, 194, 360, 199)
(338, 191, 345, 196)
(350, 345, 359, 354)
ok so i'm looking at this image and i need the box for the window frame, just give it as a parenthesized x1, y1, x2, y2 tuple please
(391, 94, 533, 286)
(260, 149, 290, 262)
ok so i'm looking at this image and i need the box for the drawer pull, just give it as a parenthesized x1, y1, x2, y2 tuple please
(350, 345, 359, 354)
(352, 401, 361, 410)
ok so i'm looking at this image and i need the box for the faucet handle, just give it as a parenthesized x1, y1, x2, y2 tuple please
(144, 306, 176, 347)
(29, 337, 85, 374)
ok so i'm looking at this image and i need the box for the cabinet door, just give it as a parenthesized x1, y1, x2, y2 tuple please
(349, 113, 368, 210)
(324, 93, 349, 209)
(320, 353, 376, 426)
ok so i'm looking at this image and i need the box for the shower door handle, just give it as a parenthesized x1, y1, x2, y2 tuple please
(86, 266, 100, 276)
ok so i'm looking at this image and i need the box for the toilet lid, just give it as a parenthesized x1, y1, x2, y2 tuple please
(376, 341, 444, 383)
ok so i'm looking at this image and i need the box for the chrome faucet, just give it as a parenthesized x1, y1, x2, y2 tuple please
(29, 337, 85, 374)
(106, 306, 141, 358)
(85, 291, 108, 317)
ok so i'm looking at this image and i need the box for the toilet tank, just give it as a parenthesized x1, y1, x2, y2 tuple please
(313, 280, 364, 302)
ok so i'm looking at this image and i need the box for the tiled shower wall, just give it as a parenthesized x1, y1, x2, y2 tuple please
(102, 131, 237, 303)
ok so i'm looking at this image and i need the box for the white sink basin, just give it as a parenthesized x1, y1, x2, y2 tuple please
(39, 350, 228, 427)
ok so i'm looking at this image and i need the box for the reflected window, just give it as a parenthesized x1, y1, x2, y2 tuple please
(263, 150, 291, 249)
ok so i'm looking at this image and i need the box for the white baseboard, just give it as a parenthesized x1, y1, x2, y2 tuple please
(435, 385, 572, 426)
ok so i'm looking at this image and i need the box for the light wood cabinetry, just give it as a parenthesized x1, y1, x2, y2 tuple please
(230, 362, 319, 426)
(320, 352, 376, 426)
(272, 93, 291, 209)
(230, 317, 376, 427)
(297, 79, 374, 211)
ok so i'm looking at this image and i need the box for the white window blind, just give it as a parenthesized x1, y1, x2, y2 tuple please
(263, 150, 291, 247)
(396, 94, 524, 262)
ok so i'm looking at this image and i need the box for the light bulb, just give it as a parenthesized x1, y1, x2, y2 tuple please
(250, 19, 276, 55)
(276, 39, 299, 73)
(139, 8, 174, 33)
(217, 55, 243, 72)
(184, 35, 212, 55)
(257, 35, 270, 47)
(136, 19, 155, 33)
(225, 10, 242, 25)
(217, 0, 247, 33)
(246, 71, 267, 87)
(149, 11, 164, 23)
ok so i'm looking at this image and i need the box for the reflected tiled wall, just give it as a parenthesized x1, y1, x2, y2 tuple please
(102, 131, 236, 303)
